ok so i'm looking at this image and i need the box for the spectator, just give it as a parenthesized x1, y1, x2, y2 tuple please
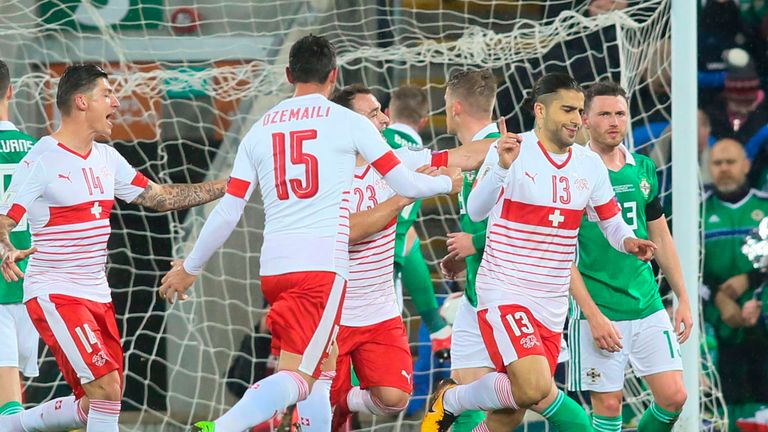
(698, 1, 766, 105)
(702, 138, 768, 430)
(705, 50, 768, 152)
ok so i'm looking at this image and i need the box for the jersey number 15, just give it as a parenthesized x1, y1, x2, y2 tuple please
(272, 130, 319, 200)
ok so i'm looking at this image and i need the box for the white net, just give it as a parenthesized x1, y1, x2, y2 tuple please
(0, 0, 725, 430)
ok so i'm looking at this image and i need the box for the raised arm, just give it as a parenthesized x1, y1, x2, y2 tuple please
(353, 115, 459, 198)
(466, 120, 520, 221)
(131, 179, 227, 212)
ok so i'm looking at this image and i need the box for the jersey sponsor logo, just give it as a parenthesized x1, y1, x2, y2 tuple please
(585, 367, 602, 384)
(524, 171, 538, 184)
(92, 351, 108, 367)
(613, 184, 635, 194)
(752, 209, 765, 221)
(640, 177, 651, 198)
(520, 334, 540, 349)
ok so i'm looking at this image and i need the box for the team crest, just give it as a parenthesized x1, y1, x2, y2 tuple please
(585, 368, 602, 384)
(92, 351, 108, 367)
(640, 178, 651, 198)
(520, 335, 540, 349)
(753, 209, 765, 221)
(574, 178, 589, 192)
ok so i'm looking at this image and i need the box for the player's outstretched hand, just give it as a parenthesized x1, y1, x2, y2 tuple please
(623, 237, 657, 262)
(440, 252, 467, 280)
(159, 259, 195, 304)
(587, 311, 623, 353)
(1, 247, 36, 282)
(674, 297, 693, 343)
(439, 166, 463, 194)
(496, 118, 522, 170)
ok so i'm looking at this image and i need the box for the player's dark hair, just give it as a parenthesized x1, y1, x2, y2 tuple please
(584, 80, 628, 112)
(446, 69, 497, 116)
(0, 60, 9, 97)
(390, 85, 429, 125)
(523, 73, 583, 112)
(331, 84, 372, 110)
(288, 34, 337, 84)
(56, 64, 109, 116)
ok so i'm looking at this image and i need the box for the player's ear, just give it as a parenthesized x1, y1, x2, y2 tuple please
(74, 94, 88, 112)
(384, 107, 391, 117)
(417, 116, 429, 130)
(452, 99, 462, 118)
(285, 67, 294, 84)
(533, 101, 545, 119)
(327, 68, 339, 86)
(5, 84, 12, 102)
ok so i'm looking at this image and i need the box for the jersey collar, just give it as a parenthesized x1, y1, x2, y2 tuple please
(387, 123, 423, 147)
(586, 141, 636, 166)
(0, 121, 19, 132)
(472, 123, 499, 141)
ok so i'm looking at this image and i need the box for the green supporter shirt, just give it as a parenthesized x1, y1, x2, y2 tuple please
(577, 146, 663, 321)
(383, 124, 425, 259)
(0, 122, 35, 304)
(702, 189, 768, 344)
(458, 123, 500, 307)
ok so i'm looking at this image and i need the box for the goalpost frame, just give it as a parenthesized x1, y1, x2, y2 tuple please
(671, 1, 700, 430)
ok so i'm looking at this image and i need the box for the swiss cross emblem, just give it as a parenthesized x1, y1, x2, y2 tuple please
(91, 202, 102, 219)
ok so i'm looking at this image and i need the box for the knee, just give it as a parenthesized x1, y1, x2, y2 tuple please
(512, 380, 550, 408)
(371, 387, 410, 415)
(591, 393, 623, 416)
(657, 387, 687, 413)
(84, 372, 122, 401)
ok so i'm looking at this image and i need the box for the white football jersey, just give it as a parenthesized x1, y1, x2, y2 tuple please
(222, 94, 449, 278)
(475, 130, 620, 332)
(1, 136, 148, 303)
(342, 147, 446, 326)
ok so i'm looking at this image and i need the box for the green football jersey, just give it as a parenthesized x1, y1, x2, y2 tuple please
(458, 125, 500, 307)
(383, 125, 425, 259)
(702, 189, 768, 344)
(0, 123, 35, 304)
(577, 150, 663, 321)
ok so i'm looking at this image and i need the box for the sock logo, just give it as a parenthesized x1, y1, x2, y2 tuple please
(55, 400, 63, 410)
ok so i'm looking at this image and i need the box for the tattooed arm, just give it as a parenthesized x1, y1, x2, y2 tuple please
(131, 179, 227, 212)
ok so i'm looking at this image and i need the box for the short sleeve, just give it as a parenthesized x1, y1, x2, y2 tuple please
(1, 156, 47, 223)
(586, 158, 621, 222)
(111, 148, 150, 203)
(226, 138, 259, 201)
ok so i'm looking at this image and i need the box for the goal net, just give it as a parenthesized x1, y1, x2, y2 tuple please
(0, 0, 724, 430)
